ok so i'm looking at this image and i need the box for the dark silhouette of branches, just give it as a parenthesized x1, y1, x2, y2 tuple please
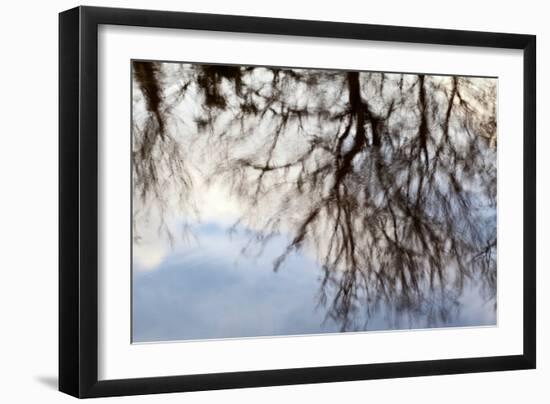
(132, 61, 497, 330)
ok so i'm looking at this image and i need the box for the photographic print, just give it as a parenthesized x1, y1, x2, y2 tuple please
(131, 60, 497, 343)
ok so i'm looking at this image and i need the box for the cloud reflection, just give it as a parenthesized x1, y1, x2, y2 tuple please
(133, 221, 495, 342)
(132, 61, 497, 341)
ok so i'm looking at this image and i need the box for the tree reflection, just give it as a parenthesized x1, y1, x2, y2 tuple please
(132, 61, 497, 331)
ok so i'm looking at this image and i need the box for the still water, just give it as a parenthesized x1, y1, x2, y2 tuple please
(132, 220, 495, 343)
(132, 61, 497, 343)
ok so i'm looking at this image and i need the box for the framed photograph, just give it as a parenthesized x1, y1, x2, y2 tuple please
(59, 6, 536, 398)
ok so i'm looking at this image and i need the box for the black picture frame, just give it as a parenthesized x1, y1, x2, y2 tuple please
(59, 5, 536, 398)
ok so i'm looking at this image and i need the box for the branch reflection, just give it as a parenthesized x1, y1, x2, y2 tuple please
(132, 61, 497, 331)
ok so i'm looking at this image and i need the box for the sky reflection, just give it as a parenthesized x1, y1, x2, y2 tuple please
(132, 61, 497, 343)
(132, 221, 495, 343)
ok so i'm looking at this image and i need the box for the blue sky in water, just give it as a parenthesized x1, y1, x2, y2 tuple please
(132, 221, 496, 343)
